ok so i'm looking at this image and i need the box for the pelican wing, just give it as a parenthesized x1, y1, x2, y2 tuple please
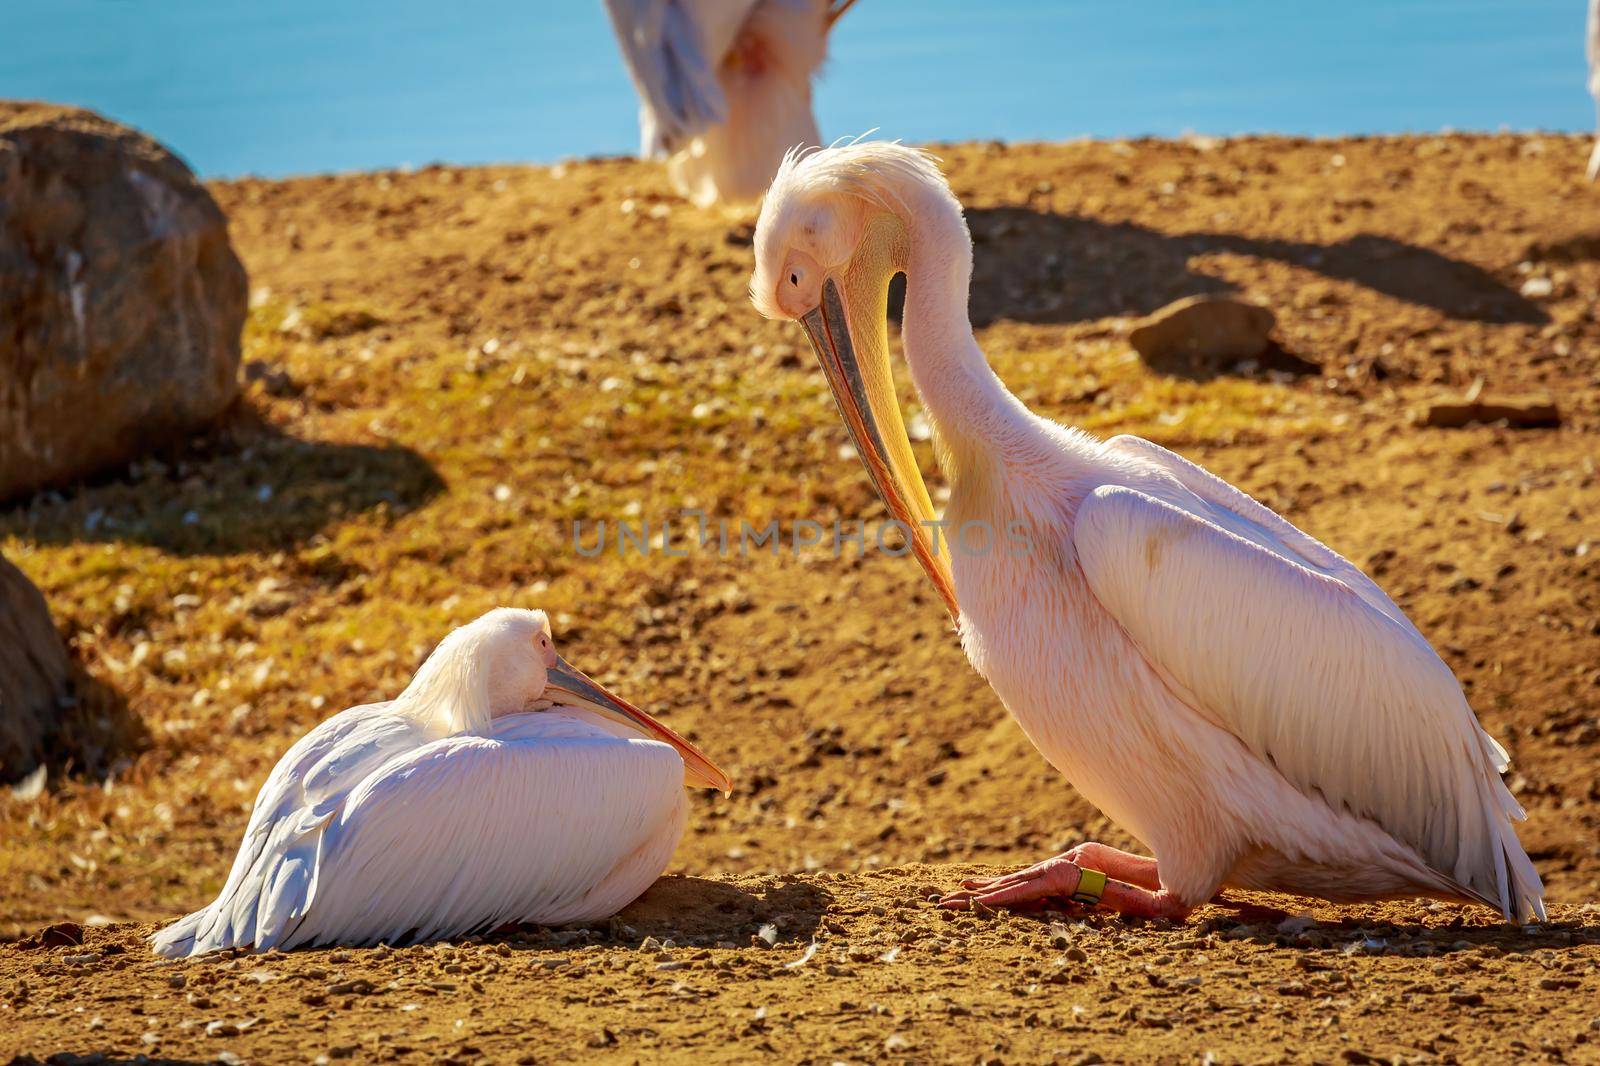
(602, 0, 747, 157)
(151, 704, 431, 956)
(1072, 440, 1542, 920)
(290, 714, 687, 947)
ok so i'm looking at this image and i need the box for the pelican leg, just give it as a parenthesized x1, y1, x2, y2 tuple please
(1098, 883, 1193, 921)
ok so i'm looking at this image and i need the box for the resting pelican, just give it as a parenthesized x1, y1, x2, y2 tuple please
(1589, 0, 1600, 179)
(601, 0, 854, 207)
(153, 608, 729, 955)
(750, 142, 1545, 922)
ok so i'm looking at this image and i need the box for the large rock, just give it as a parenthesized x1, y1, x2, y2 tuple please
(0, 102, 246, 501)
(0, 553, 71, 781)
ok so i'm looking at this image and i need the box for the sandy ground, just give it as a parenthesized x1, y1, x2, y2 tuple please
(2, 133, 1599, 1063)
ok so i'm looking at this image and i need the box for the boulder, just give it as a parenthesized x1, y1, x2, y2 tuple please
(1128, 295, 1276, 375)
(0, 552, 71, 780)
(0, 102, 246, 501)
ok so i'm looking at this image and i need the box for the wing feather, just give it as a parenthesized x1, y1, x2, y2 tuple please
(602, 0, 745, 157)
(1105, 434, 1512, 770)
(1073, 478, 1543, 920)
(152, 704, 431, 956)
(292, 719, 686, 948)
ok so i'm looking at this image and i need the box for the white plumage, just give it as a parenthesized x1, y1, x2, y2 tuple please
(752, 142, 1546, 922)
(602, 0, 841, 206)
(1070, 438, 1539, 913)
(153, 609, 727, 955)
(1588, 0, 1600, 179)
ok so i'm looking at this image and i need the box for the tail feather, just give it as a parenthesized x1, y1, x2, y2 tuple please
(149, 908, 206, 959)
(1488, 771, 1546, 923)
(1453, 778, 1546, 923)
(1496, 829, 1547, 923)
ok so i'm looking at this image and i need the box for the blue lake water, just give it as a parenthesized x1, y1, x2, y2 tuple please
(4, 1, 1593, 179)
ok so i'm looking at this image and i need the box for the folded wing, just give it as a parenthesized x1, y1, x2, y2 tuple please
(151, 704, 431, 956)
(1073, 439, 1542, 920)
(294, 716, 687, 946)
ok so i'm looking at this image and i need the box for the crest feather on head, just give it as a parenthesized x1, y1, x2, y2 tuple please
(750, 138, 953, 320)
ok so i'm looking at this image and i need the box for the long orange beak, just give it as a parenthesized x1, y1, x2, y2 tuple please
(800, 276, 959, 619)
(546, 656, 732, 794)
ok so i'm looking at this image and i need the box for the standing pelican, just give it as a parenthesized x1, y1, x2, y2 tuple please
(601, 0, 854, 207)
(749, 142, 1545, 922)
(1589, 0, 1600, 179)
(153, 608, 730, 955)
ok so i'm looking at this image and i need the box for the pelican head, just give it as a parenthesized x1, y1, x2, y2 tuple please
(402, 607, 731, 792)
(751, 142, 960, 615)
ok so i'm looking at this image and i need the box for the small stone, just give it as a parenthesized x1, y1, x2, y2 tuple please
(40, 922, 84, 948)
(1421, 394, 1561, 430)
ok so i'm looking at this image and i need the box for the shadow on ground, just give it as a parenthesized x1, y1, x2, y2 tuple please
(1526, 231, 1600, 263)
(9, 1057, 212, 1066)
(1218, 911, 1598, 955)
(1137, 338, 1323, 381)
(960, 207, 1549, 328)
(0, 403, 444, 557)
(1009, 898, 1599, 958)
(35, 658, 148, 786)
(610, 875, 832, 945)
(263, 877, 836, 955)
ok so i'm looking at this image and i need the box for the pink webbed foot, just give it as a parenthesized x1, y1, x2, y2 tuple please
(940, 853, 1089, 912)
(939, 843, 1191, 921)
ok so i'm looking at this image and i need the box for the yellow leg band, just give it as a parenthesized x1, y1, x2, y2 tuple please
(1071, 868, 1108, 907)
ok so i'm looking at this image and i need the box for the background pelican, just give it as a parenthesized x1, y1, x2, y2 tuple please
(750, 141, 1545, 923)
(153, 608, 729, 955)
(1589, 0, 1599, 178)
(602, 0, 854, 206)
